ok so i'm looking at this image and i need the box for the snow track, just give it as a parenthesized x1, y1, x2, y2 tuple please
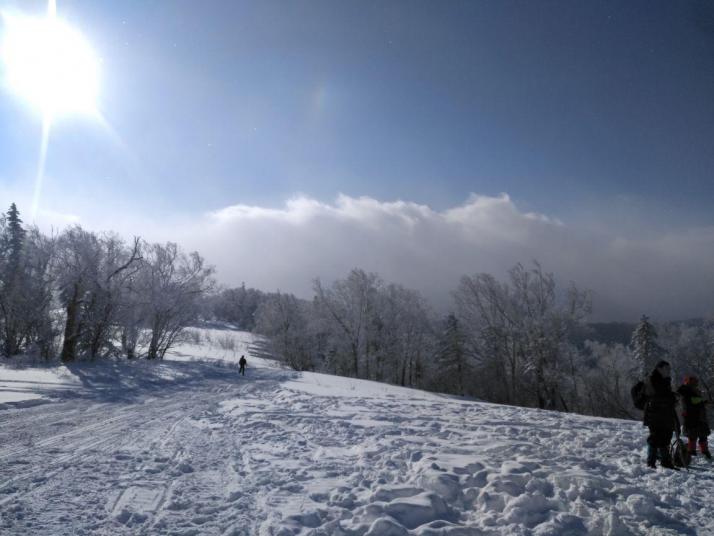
(2, 352, 714, 534)
(0, 362, 292, 535)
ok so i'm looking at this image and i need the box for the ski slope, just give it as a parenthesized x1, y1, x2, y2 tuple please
(0, 328, 712, 535)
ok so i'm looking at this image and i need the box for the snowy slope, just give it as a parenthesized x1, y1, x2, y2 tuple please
(0, 328, 711, 535)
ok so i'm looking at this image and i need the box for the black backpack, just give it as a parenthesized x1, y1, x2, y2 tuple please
(631, 380, 648, 410)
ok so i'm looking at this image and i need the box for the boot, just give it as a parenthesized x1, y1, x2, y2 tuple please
(646, 443, 657, 468)
(688, 437, 698, 456)
(659, 447, 680, 470)
(700, 440, 712, 460)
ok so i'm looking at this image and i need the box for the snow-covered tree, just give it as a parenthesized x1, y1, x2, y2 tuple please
(313, 269, 381, 378)
(55, 227, 102, 362)
(54, 228, 143, 361)
(0, 203, 27, 356)
(434, 314, 468, 395)
(630, 315, 662, 376)
(0, 206, 217, 363)
(578, 341, 640, 418)
(1, 203, 25, 272)
(140, 242, 214, 359)
(310, 270, 434, 385)
(659, 321, 714, 400)
(455, 261, 591, 409)
(207, 284, 266, 330)
(372, 283, 433, 387)
(254, 291, 312, 370)
(0, 204, 56, 357)
(256, 269, 434, 387)
(19, 227, 57, 358)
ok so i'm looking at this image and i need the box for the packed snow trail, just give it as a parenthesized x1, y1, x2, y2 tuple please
(0, 360, 295, 535)
(1, 331, 713, 534)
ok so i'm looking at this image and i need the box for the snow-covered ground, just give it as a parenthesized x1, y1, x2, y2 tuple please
(0, 365, 81, 409)
(0, 328, 711, 535)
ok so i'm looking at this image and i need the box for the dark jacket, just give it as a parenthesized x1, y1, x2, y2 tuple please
(643, 369, 678, 431)
(677, 383, 710, 436)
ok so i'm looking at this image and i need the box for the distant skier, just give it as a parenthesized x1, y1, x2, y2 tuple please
(239, 355, 247, 376)
(643, 360, 680, 469)
(677, 376, 711, 459)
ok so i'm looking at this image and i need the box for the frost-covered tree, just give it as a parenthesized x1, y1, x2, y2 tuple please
(455, 261, 591, 409)
(55, 227, 102, 362)
(140, 243, 214, 359)
(434, 314, 468, 395)
(372, 283, 433, 387)
(630, 315, 662, 376)
(579, 341, 640, 418)
(19, 227, 57, 358)
(0, 206, 215, 363)
(55, 228, 142, 361)
(0, 204, 56, 357)
(117, 280, 144, 360)
(82, 235, 142, 359)
(313, 269, 381, 378)
(256, 269, 433, 387)
(206, 284, 266, 330)
(659, 322, 714, 399)
(254, 291, 312, 370)
(2, 203, 25, 272)
(0, 203, 28, 356)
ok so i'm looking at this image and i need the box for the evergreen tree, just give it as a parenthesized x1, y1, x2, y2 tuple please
(5, 203, 25, 273)
(630, 315, 662, 376)
(436, 313, 468, 395)
(0, 203, 28, 356)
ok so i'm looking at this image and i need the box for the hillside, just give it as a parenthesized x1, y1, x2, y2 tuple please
(0, 328, 711, 535)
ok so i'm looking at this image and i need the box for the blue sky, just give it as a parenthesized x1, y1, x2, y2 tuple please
(1, 0, 714, 319)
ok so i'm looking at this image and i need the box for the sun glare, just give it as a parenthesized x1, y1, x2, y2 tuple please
(1, 11, 100, 118)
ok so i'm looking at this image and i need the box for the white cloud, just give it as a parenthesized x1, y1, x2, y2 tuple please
(177, 194, 714, 322)
(3, 187, 712, 321)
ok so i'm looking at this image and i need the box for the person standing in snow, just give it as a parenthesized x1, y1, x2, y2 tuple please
(677, 376, 711, 459)
(239, 355, 247, 376)
(643, 360, 680, 469)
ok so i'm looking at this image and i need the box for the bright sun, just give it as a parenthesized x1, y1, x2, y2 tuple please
(1, 9, 99, 118)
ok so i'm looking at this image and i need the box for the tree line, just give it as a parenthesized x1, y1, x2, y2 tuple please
(4, 201, 712, 421)
(0, 204, 213, 361)
(249, 265, 714, 420)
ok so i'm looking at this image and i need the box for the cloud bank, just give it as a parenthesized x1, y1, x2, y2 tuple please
(174, 193, 714, 322)
(3, 187, 713, 321)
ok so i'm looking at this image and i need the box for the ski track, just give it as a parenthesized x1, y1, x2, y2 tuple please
(1, 361, 713, 535)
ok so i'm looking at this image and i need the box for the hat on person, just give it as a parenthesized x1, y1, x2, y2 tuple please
(684, 375, 699, 385)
